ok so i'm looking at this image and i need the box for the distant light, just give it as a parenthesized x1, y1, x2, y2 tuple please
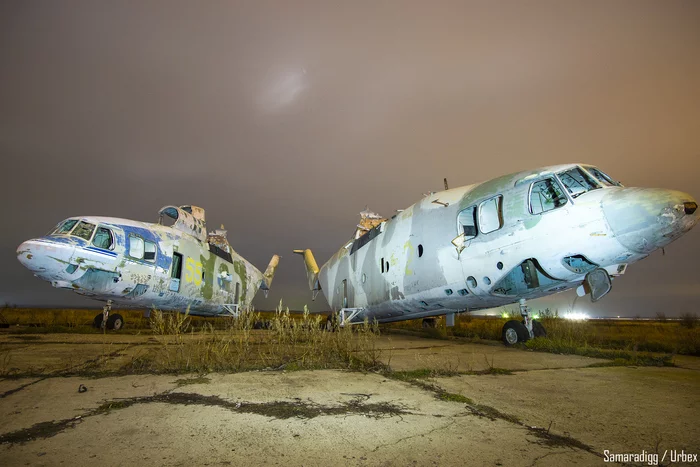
(563, 312, 589, 321)
(501, 312, 509, 318)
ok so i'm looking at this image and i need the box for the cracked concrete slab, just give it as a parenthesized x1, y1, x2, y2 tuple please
(0, 332, 697, 465)
(0, 371, 600, 467)
(435, 366, 700, 456)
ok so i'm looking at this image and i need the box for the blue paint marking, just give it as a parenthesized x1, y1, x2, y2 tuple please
(85, 246, 117, 257)
(118, 224, 174, 271)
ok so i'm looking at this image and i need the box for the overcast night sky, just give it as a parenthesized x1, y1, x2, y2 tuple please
(1, 1, 698, 317)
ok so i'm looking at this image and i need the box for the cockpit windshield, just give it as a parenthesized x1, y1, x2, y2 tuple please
(583, 166, 622, 187)
(557, 167, 601, 198)
(51, 219, 78, 235)
(72, 221, 96, 241)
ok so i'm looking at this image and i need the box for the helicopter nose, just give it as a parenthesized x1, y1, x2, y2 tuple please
(602, 188, 699, 254)
(17, 239, 45, 272)
(17, 238, 76, 280)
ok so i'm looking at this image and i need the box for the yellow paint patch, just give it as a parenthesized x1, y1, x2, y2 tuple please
(403, 241, 414, 276)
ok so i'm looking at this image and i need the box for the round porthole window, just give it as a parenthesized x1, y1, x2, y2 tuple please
(362, 273, 366, 283)
(483, 276, 492, 285)
(467, 276, 477, 288)
(418, 244, 424, 257)
(497, 262, 504, 270)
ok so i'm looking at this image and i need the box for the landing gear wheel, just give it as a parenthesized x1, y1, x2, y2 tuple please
(502, 320, 529, 346)
(523, 319, 546, 338)
(93, 313, 104, 329)
(106, 314, 124, 331)
(422, 318, 436, 329)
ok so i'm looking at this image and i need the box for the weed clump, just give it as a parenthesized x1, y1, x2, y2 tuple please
(127, 303, 383, 374)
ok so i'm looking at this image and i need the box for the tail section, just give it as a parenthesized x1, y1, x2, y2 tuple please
(259, 255, 281, 297)
(293, 249, 321, 298)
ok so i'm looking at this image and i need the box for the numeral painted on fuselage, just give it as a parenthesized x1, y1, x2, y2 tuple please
(184, 257, 203, 286)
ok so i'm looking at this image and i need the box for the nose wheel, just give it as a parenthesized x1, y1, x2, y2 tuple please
(501, 299, 546, 346)
(93, 300, 124, 331)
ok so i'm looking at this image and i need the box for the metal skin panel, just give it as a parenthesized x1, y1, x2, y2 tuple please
(299, 164, 699, 324)
(17, 213, 278, 317)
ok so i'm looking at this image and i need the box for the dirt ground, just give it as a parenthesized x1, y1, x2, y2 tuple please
(0, 331, 698, 466)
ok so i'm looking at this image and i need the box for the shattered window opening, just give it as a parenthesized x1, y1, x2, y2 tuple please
(129, 236, 144, 260)
(478, 196, 504, 234)
(584, 166, 621, 187)
(72, 221, 96, 241)
(160, 207, 179, 227)
(557, 167, 601, 198)
(144, 240, 156, 262)
(457, 206, 478, 239)
(529, 178, 568, 215)
(92, 227, 114, 250)
(350, 224, 382, 255)
(52, 219, 78, 235)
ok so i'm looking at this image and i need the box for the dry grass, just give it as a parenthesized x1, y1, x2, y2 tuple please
(0, 306, 149, 332)
(384, 312, 700, 357)
(127, 303, 383, 373)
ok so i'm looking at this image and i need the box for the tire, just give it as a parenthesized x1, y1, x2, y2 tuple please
(422, 318, 436, 329)
(106, 314, 124, 331)
(520, 319, 547, 338)
(531, 319, 547, 338)
(93, 313, 104, 329)
(502, 320, 529, 346)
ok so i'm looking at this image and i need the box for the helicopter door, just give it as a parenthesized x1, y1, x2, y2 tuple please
(170, 253, 183, 292)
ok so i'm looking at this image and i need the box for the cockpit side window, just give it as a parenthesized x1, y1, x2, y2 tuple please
(479, 195, 504, 234)
(72, 221, 96, 241)
(52, 219, 78, 235)
(557, 167, 600, 198)
(584, 167, 621, 187)
(92, 227, 114, 250)
(457, 206, 478, 240)
(530, 178, 568, 214)
(129, 235, 145, 259)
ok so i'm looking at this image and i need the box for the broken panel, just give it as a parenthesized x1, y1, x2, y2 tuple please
(492, 259, 563, 296)
(584, 268, 612, 302)
(562, 254, 598, 274)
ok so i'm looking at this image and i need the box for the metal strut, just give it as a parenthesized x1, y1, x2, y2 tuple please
(102, 300, 113, 329)
(337, 308, 365, 327)
(519, 298, 534, 339)
(222, 304, 240, 318)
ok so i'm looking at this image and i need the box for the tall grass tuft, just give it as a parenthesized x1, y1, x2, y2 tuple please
(129, 302, 383, 374)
